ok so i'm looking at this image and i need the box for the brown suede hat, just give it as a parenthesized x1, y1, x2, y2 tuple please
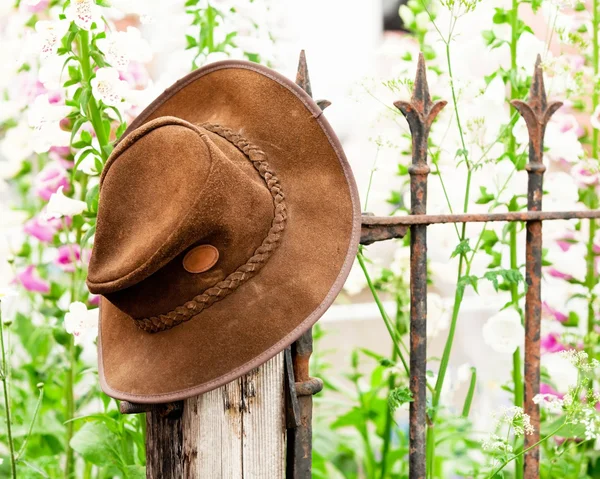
(86, 60, 360, 403)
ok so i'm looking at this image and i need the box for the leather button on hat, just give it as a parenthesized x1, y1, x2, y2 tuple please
(86, 60, 360, 403)
(183, 245, 219, 274)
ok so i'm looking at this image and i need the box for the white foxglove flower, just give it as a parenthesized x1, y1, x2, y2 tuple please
(38, 54, 69, 90)
(427, 293, 450, 338)
(91, 67, 129, 107)
(45, 186, 87, 219)
(548, 0, 577, 8)
(64, 302, 98, 345)
(0, 122, 34, 168)
(96, 27, 152, 71)
(27, 95, 71, 153)
(65, 0, 103, 31)
(482, 308, 524, 354)
(516, 32, 546, 71)
(0, 287, 18, 321)
(35, 19, 70, 60)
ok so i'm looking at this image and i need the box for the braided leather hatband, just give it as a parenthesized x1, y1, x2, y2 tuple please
(133, 123, 287, 333)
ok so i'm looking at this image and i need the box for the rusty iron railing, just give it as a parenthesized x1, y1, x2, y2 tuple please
(120, 51, 598, 478)
(360, 52, 600, 479)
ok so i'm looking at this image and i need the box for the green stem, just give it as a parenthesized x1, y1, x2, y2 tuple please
(587, 0, 600, 361)
(508, 1, 524, 477)
(16, 386, 44, 461)
(461, 367, 477, 418)
(379, 308, 404, 479)
(357, 250, 411, 378)
(353, 362, 377, 478)
(78, 31, 110, 160)
(0, 302, 17, 479)
(426, 36, 474, 476)
(64, 335, 75, 479)
(488, 421, 566, 478)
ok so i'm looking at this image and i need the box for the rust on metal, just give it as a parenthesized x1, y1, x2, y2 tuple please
(286, 50, 323, 479)
(120, 400, 183, 419)
(393, 52, 446, 479)
(316, 99, 332, 111)
(511, 55, 562, 478)
(359, 210, 600, 244)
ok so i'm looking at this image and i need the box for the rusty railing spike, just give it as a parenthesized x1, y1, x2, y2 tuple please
(391, 52, 446, 479)
(511, 58, 562, 479)
(295, 49, 312, 98)
(316, 99, 332, 111)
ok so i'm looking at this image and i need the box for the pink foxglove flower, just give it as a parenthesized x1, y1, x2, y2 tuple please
(55, 245, 82, 272)
(88, 294, 101, 306)
(65, 0, 102, 31)
(17, 265, 50, 294)
(45, 186, 87, 220)
(542, 301, 568, 323)
(540, 383, 564, 398)
(34, 163, 70, 201)
(23, 215, 59, 242)
(541, 332, 567, 354)
(64, 302, 98, 345)
(482, 308, 524, 354)
(22, 0, 50, 13)
(571, 161, 600, 188)
(91, 67, 129, 107)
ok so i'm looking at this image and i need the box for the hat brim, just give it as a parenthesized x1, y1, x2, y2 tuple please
(98, 60, 360, 403)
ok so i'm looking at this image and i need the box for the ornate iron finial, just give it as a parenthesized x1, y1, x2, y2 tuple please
(296, 50, 331, 111)
(511, 55, 563, 164)
(393, 52, 447, 154)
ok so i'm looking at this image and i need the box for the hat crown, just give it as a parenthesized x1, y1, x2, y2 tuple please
(87, 117, 276, 321)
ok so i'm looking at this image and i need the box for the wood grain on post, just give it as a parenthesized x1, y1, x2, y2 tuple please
(145, 352, 286, 478)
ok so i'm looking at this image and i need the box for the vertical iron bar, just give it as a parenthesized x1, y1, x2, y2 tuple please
(512, 55, 562, 478)
(394, 53, 446, 479)
(287, 50, 317, 479)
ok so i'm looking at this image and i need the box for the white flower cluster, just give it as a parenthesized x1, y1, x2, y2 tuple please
(559, 349, 600, 372)
(481, 434, 513, 453)
(577, 408, 600, 442)
(498, 406, 535, 437)
(533, 393, 565, 414)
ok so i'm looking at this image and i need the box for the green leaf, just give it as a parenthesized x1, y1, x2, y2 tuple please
(90, 50, 108, 68)
(123, 465, 146, 479)
(85, 185, 99, 213)
(564, 311, 579, 327)
(475, 186, 495, 204)
(68, 65, 81, 81)
(80, 224, 96, 250)
(73, 148, 93, 171)
(69, 116, 86, 145)
(492, 8, 508, 24)
(80, 87, 91, 110)
(388, 387, 413, 411)
(70, 422, 122, 467)
(541, 417, 586, 439)
(451, 239, 472, 259)
(457, 275, 479, 300)
(185, 34, 197, 49)
(116, 122, 127, 139)
(483, 268, 525, 292)
(80, 130, 92, 145)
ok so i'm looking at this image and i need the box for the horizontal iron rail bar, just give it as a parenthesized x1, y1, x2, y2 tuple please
(364, 210, 600, 226)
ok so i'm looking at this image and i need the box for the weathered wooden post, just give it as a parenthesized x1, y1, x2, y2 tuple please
(118, 52, 324, 479)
